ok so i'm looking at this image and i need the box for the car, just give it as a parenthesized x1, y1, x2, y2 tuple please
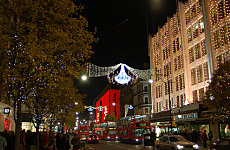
(156, 135, 199, 150)
(210, 138, 230, 150)
(86, 134, 99, 144)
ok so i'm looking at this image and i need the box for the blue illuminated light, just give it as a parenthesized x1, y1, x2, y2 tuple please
(114, 64, 131, 84)
(128, 105, 133, 109)
(88, 106, 93, 112)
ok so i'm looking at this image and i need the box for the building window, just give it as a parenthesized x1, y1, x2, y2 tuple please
(176, 37, 180, 51)
(199, 18, 204, 34)
(191, 4, 197, 19)
(163, 48, 166, 60)
(199, 88, 204, 101)
(177, 96, 180, 107)
(181, 94, 184, 106)
(201, 39, 207, 56)
(191, 68, 196, 85)
(179, 74, 183, 90)
(165, 82, 168, 95)
(193, 22, 199, 39)
(187, 27, 192, 42)
(197, 65, 203, 83)
(186, 10, 191, 24)
(175, 76, 179, 91)
(223, 51, 230, 62)
(144, 86, 148, 92)
(182, 73, 185, 89)
(173, 40, 176, 53)
(195, 43, 201, 59)
(211, 7, 218, 25)
(197, 0, 201, 14)
(203, 62, 209, 81)
(145, 97, 148, 104)
(189, 47, 195, 63)
(226, 0, 230, 16)
(216, 54, 223, 68)
(166, 99, 168, 110)
(218, 0, 225, 20)
(178, 55, 181, 69)
(157, 102, 159, 112)
(145, 108, 148, 114)
(192, 90, 198, 103)
(174, 58, 177, 71)
(214, 30, 221, 49)
(220, 25, 228, 45)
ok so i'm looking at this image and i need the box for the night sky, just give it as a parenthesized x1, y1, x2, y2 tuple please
(75, 0, 186, 106)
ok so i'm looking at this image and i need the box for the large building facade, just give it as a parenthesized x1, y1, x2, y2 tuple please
(96, 89, 120, 123)
(150, 0, 230, 139)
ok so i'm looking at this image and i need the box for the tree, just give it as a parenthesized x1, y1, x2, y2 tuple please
(104, 113, 118, 122)
(0, 0, 96, 149)
(203, 61, 230, 121)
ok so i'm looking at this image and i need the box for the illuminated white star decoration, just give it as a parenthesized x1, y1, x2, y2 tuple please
(88, 63, 150, 85)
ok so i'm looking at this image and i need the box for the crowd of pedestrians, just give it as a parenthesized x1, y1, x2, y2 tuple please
(0, 129, 81, 150)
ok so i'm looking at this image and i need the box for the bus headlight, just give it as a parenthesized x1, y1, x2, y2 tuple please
(116, 136, 118, 139)
(107, 136, 110, 139)
(177, 145, 184, 149)
(193, 144, 199, 149)
(135, 139, 139, 142)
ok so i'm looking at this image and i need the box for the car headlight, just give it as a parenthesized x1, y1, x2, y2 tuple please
(193, 144, 199, 149)
(116, 136, 118, 139)
(177, 145, 184, 149)
(107, 136, 110, 139)
(135, 139, 139, 142)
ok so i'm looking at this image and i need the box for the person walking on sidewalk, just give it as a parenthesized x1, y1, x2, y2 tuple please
(71, 134, 80, 150)
(202, 130, 208, 148)
(0, 134, 7, 150)
(208, 130, 213, 144)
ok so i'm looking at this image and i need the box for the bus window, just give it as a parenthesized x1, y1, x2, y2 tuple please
(107, 131, 117, 135)
(134, 128, 151, 137)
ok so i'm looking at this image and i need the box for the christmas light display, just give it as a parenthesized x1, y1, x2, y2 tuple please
(88, 63, 151, 85)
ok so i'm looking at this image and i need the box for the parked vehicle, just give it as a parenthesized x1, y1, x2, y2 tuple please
(210, 138, 230, 150)
(118, 114, 151, 144)
(156, 135, 199, 150)
(86, 134, 99, 144)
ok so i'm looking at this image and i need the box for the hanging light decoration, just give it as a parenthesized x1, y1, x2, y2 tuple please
(88, 63, 150, 85)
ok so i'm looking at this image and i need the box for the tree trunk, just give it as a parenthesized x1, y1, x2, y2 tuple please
(36, 125, 40, 150)
(14, 100, 22, 150)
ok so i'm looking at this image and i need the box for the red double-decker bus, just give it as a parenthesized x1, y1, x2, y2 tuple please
(77, 125, 90, 140)
(118, 114, 151, 144)
(93, 122, 118, 140)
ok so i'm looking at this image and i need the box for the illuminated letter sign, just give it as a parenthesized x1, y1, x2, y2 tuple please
(114, 64, 131, 85)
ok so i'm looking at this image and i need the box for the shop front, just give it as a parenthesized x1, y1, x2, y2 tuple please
(219, 123, 230, 138)
(0, 103, 15, 132)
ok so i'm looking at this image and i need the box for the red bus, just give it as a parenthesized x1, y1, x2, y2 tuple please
(77, 125, 90, 140)
(93, 122, 118, 140)
(118, 114, 151, 144)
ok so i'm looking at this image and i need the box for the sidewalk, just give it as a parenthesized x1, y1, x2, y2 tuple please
(197, 141, 211, 150)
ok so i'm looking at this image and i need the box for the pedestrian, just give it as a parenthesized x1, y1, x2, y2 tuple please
(208, 130, 213, 144)
(71, 134, 80, 150)
(41, 131, 49, 150)
(25, 130, 34, 150)
(63, 134, 70, 150)
(56, 133, 64, 150)
(191, 128, 200, 144)
(150, 129, 156, 147)
(0, 133, 7, 150)
(201, 130, 208, 148)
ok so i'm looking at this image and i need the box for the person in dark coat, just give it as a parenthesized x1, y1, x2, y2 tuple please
(25, 130, 33, 150)
(191, 128, 200, 144)
(62, 134, 70, 150)
(150, 129, 156, 147)
(208, 130, 213, 144)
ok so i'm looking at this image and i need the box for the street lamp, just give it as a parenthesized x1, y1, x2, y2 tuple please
(81, 75, 87, 81)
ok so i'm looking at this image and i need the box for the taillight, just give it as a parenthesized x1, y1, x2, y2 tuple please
(97, 138, 99, 140)
(89, 138, 91, 140)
